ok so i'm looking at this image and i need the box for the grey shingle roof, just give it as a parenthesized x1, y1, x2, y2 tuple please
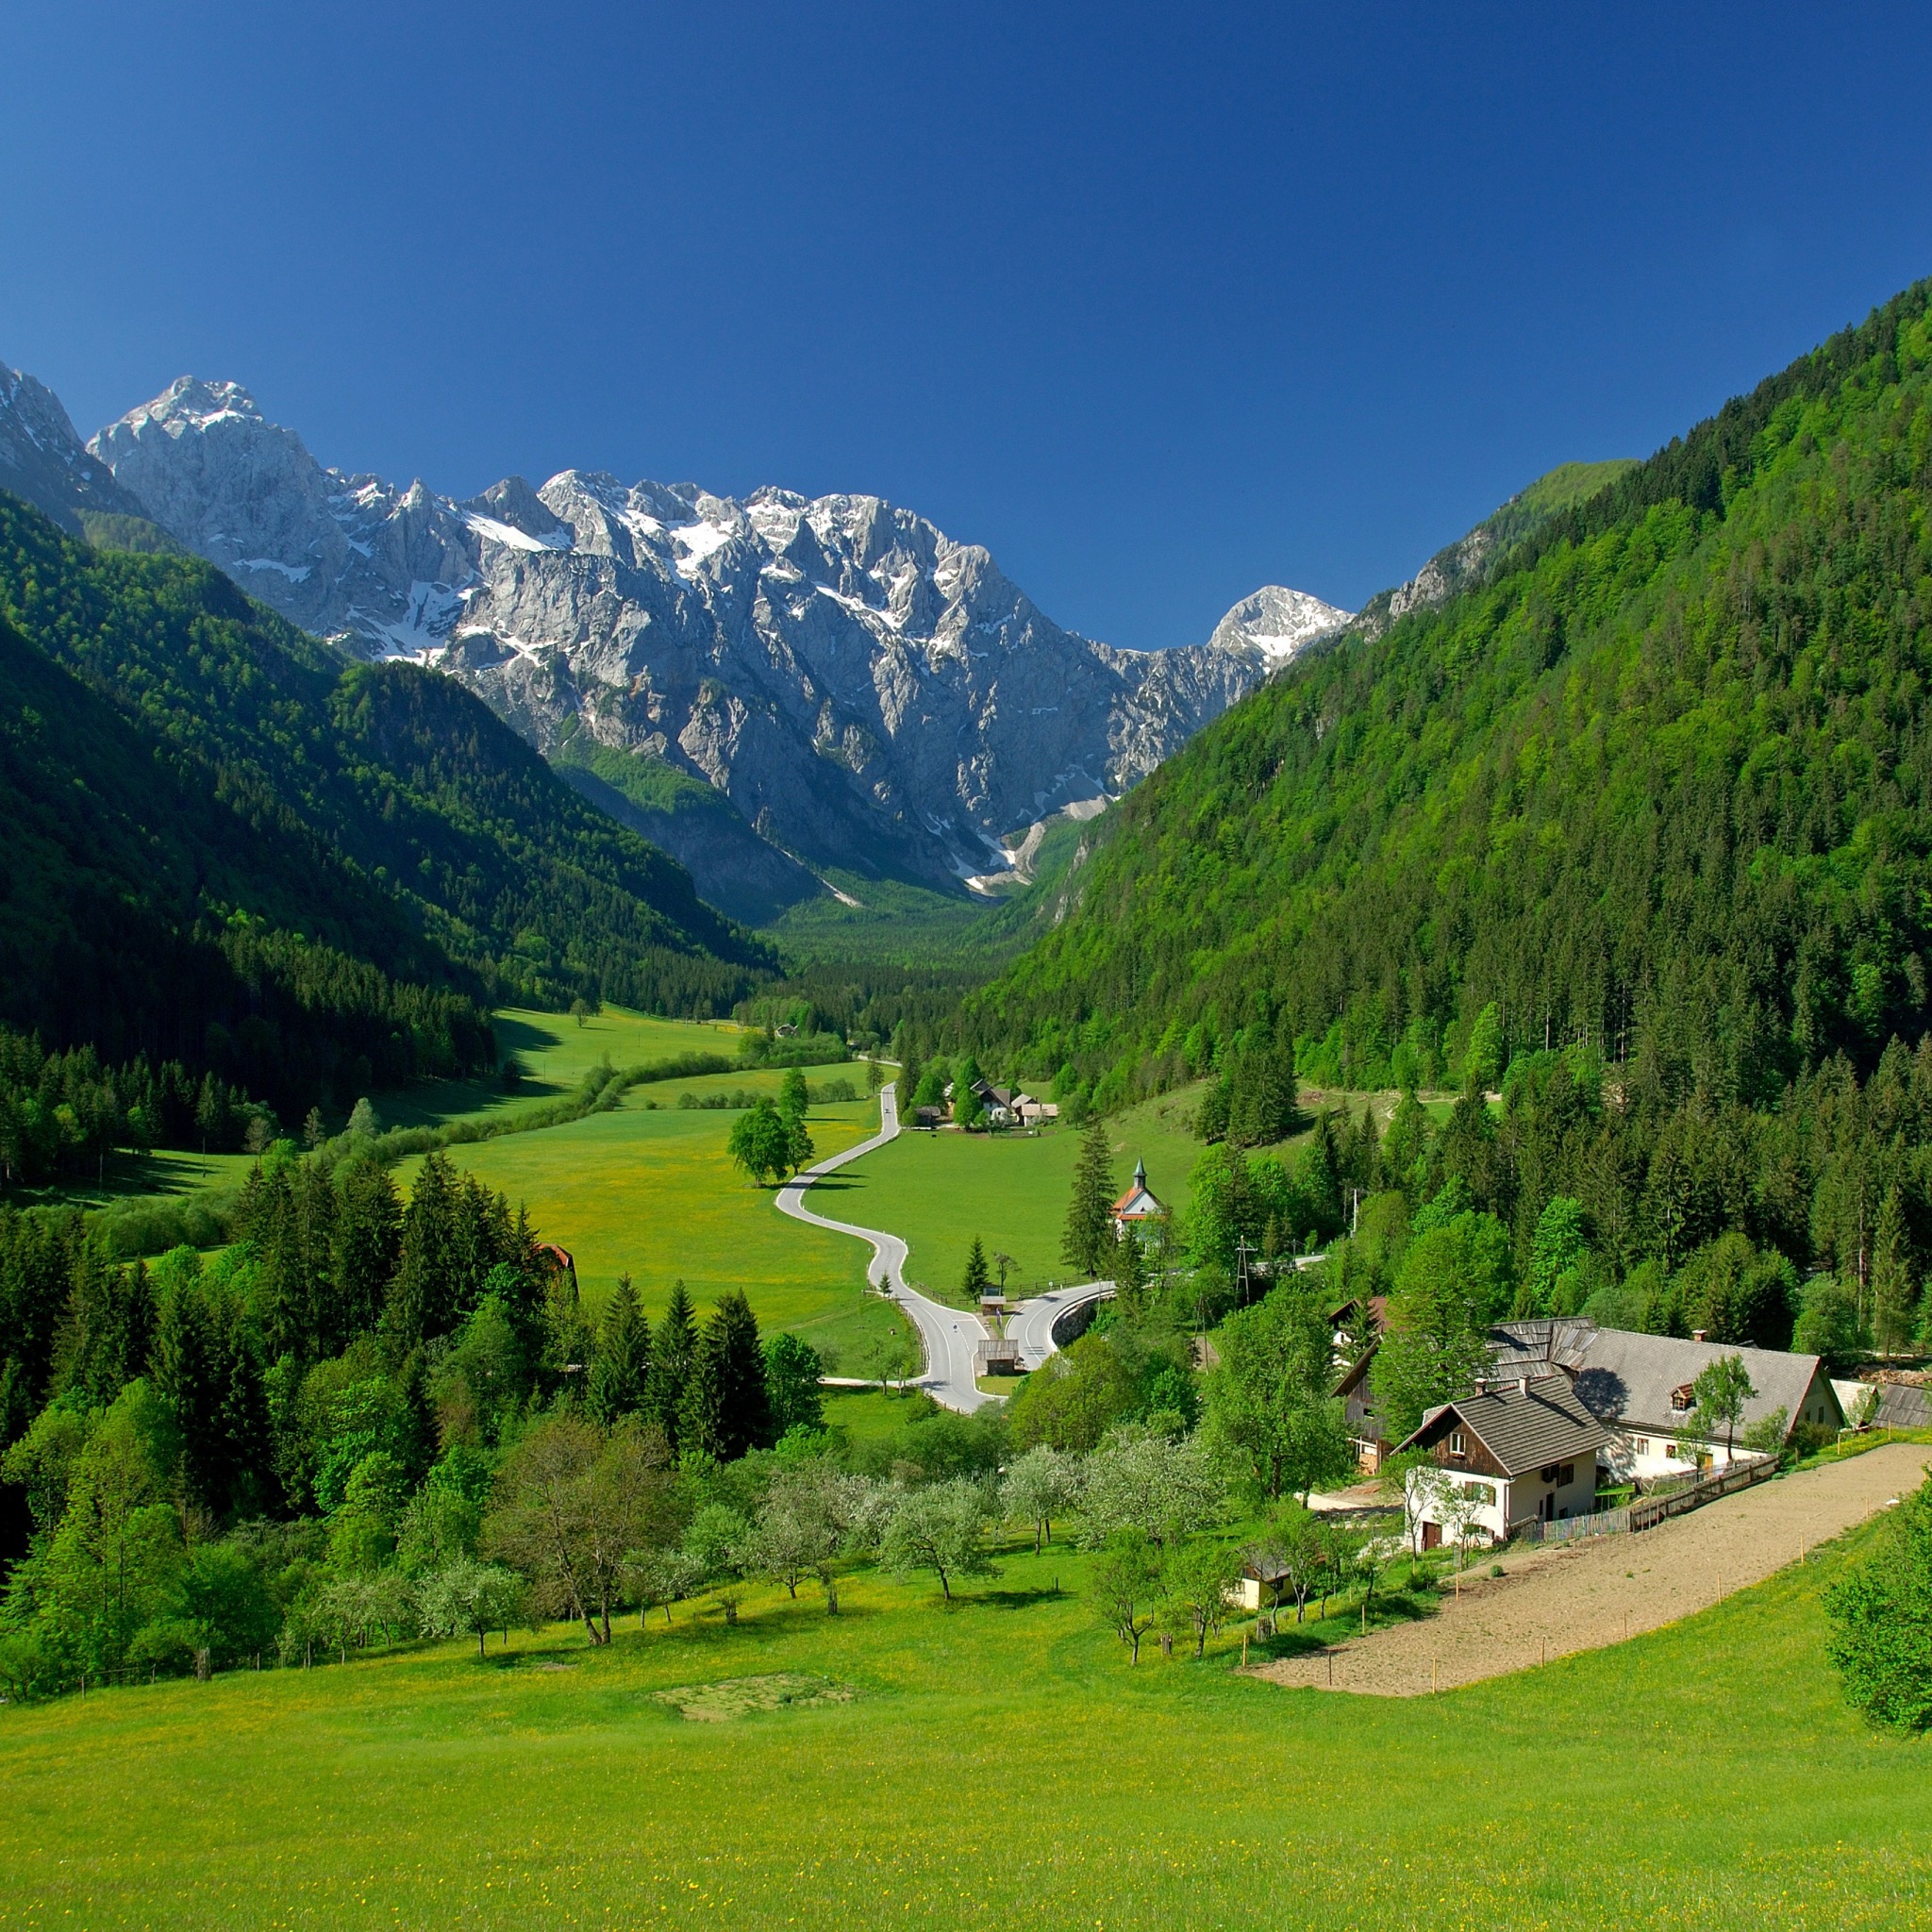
(1401, 1374, 1607, 1475)
(1873, 1382, 1931, 1429)
(1488, 1318, 1597, 1374)
(1567, 1328, 1838, 1440)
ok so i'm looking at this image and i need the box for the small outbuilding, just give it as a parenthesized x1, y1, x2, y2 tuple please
(1396, 1374, 1607, 1548)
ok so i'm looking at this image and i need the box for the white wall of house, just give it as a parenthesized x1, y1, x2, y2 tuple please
(1406, 1468, 1507, 1545)
(1504, 1458, 1600, 1527)
(1604, 1429, 1757, 1482)
(1407, 1458, 1601, 1546)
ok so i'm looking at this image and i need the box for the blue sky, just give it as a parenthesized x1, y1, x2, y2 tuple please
(4, 3, 1929, 648)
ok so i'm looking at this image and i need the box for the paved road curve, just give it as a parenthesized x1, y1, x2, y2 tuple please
(774, 1083, 1112, 1413)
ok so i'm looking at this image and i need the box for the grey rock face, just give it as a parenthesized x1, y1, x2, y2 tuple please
(0, 360, 150, 534)
(90, 380, 475, 645)
(89, 376, 1351, 906)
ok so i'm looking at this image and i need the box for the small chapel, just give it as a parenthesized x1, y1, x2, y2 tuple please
(1110, 1158, 1163, 1235)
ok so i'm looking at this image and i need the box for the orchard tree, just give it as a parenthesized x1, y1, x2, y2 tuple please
(879, 1479, 997, 1602)
(1161, 1539, 1243, 1657)
(1091, 1529, 1164, 1663)
(1690, 1353, 1756, 1454)
(1001, 1444, 1084, 1553)
(416, 1557, 526, 1659)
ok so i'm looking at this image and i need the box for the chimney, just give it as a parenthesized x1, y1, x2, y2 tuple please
(1518, 1374, 1531, 1396)
(1691, 1329, 1707, 1344)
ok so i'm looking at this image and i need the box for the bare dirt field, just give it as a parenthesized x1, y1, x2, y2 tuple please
(1252, 1441, 1932, 1697)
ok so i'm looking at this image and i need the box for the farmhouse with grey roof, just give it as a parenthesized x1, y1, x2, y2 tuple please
(1395, 1374, 1608, 1548)
(1488, 1322, 1843, 1480)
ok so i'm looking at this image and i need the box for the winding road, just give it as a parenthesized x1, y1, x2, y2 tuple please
(774, 1082, 1111, 1413)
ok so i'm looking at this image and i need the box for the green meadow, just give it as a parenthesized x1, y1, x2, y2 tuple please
(817, 1090, 1203, 1305)
(399, 1079, 895, 1365)
(1, 1521, 1923, 1931)
(375, 1006, 758, 1136)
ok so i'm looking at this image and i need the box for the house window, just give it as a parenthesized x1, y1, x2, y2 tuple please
(1659, 1441, 1674, 1458)
(1635, 1439, 1650, 1456)
(1449, 1431, 1467, 1457)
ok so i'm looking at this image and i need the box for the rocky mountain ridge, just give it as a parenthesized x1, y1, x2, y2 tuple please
(65, 372, 1352, 918)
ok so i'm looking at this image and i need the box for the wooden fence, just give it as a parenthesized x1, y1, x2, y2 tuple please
(1511, 1454, 1776, 1547)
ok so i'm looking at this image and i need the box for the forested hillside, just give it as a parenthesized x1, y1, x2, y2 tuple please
(0, 489, 773, 1158)
(961, 280, 1932, 1360)
(971, 280, 1932, 1103)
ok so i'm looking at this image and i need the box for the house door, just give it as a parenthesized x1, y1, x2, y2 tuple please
(1541, 1491, 1556, 1523)
(1421, 1522, 1441, 1551)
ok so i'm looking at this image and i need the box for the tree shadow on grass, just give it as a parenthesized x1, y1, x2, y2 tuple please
(484, 1644, 584, 1670)
(965, 1585, 1069, 1612)
(1250, 1585, 1442, 1661)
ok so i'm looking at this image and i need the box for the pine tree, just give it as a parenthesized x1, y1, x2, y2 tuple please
(334, 1156, 402, 1340)
(60, 1238, 154, 1405)
(962, 1236, 992, 1301)
(646, 1280, 698, 1454)
(1872, 1186, 1918, 1357)
(589, 1275, 651, 1424)
(682, 1289, 772, 1461)
(386, 1151, 458, 1350)
(1062, 1114, 1118, 1278)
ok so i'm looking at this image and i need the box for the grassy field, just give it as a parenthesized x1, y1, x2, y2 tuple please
(374, 1007, 757, 1136)
(818, 1090, 1206, 1305)
(399, 1081, 896, 1366)
(0, 1520, 1923, 1929)
(0, 1008, 757, 1236)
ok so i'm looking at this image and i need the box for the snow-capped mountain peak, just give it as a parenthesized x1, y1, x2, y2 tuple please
(78, 372, 1347, 920)
(1208, 583, 1354, 667)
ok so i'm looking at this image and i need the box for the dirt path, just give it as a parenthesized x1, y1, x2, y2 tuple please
(1252, 1441, 1930, 1698)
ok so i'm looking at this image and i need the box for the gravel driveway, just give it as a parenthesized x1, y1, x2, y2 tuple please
(1251, 1441, 1930, 1697)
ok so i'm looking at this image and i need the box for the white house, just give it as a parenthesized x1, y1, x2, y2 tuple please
(1563, 1328, 1842, 1480)
(1396, 1375, 1607, 1548)
(1485, 1320, 1844, 1481)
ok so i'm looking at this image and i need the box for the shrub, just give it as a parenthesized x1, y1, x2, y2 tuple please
(1824, 1479, 1932, 1732)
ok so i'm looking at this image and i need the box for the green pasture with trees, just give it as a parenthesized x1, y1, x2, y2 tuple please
(0, 1502, 1924, 1929)
(391, 1080, 891, 1360)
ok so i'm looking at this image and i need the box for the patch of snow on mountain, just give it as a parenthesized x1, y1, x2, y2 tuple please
(464, 510, 572, 553)
(672, 520, 731, 570)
